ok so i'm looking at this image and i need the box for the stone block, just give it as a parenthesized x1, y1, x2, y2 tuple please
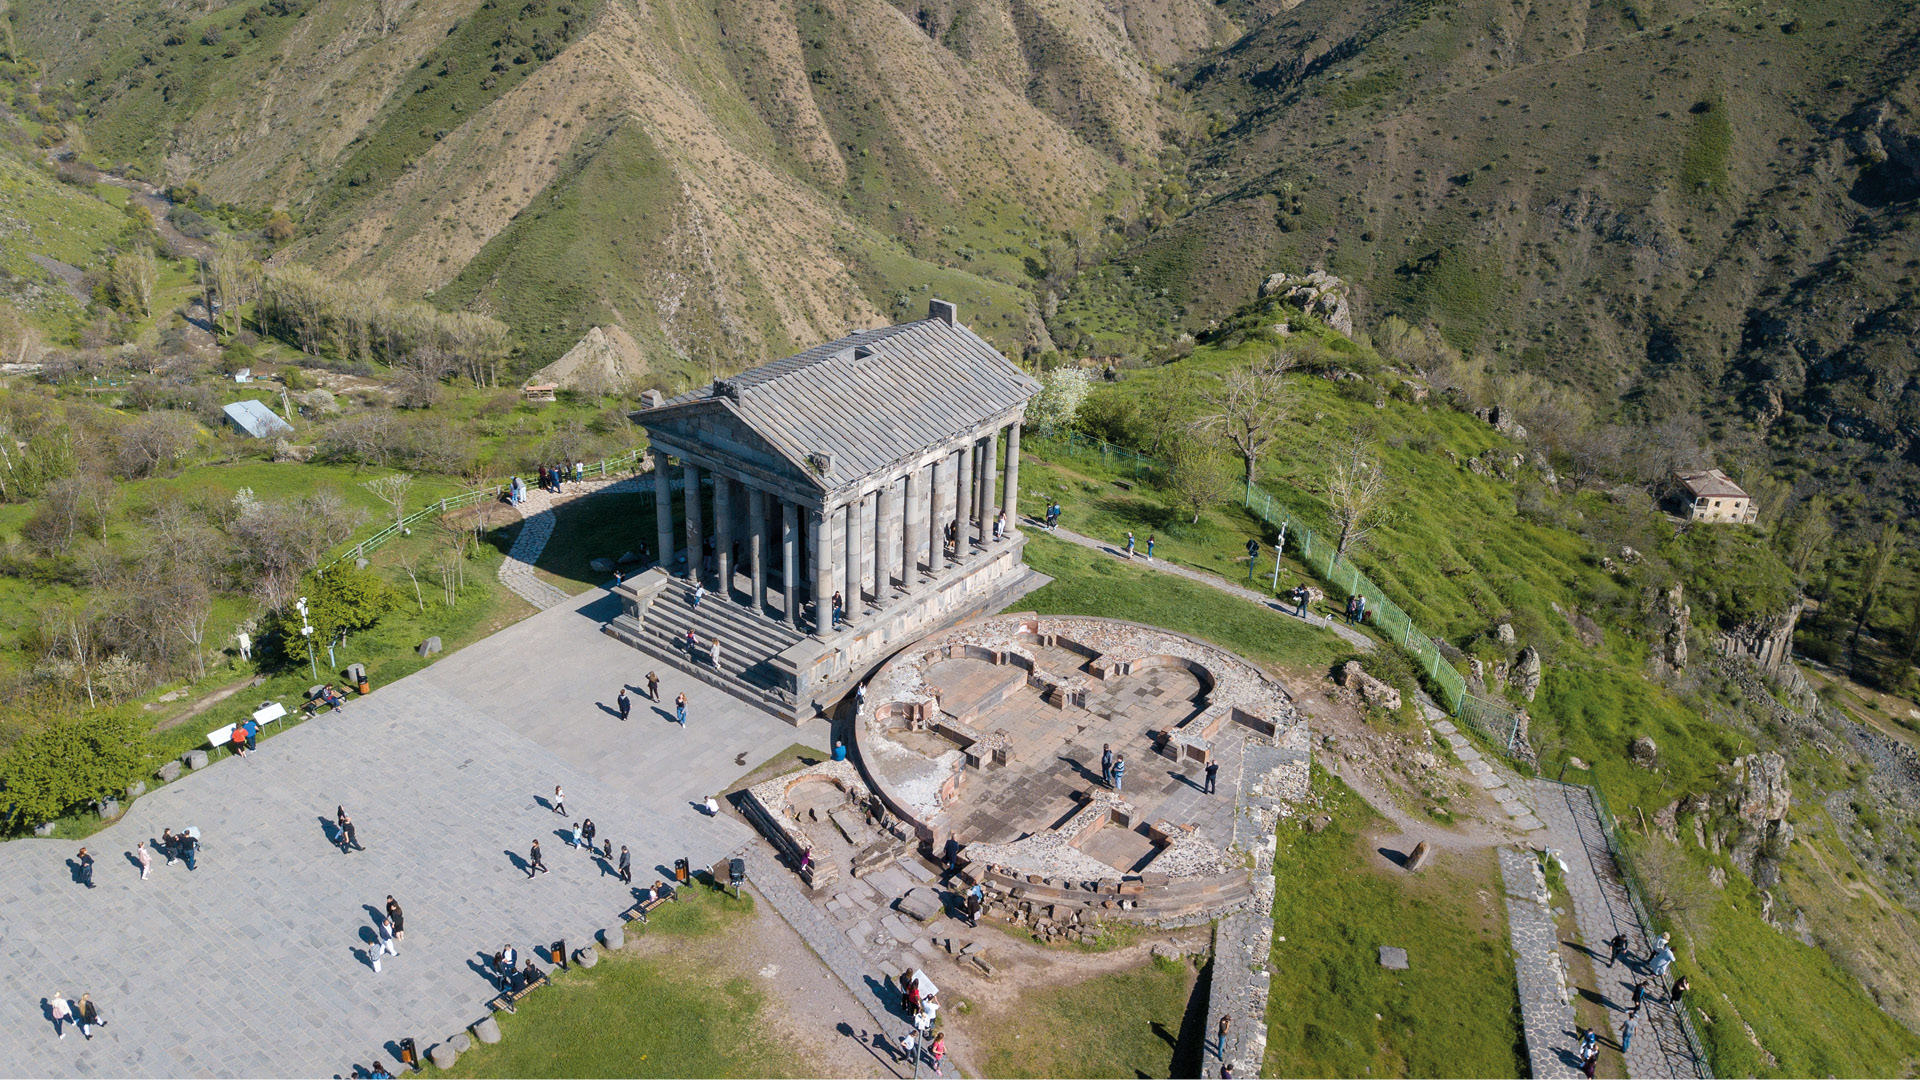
(898, 887, 944, 922)
(471, 1017, 502, 1044)
(417, 636, 442, 657)
(356, 558, 370, 570)
(450, 1033, 472, 1053)
(599, 926, 624, 950)
(96, 798, 120, 820)
(428, 1043, 459, 1070)
(590, 557, 617, 573)
(125, 781, 146, 800)
(185, 749, 209, 770)
(1379, 946, 1409, 970)
(32, 822, 54, 837)
(156, 760, 183, 783)
(574, 946, 598, 968)
(617, 550, 642, 565)
(1405, 841, 1432, 872)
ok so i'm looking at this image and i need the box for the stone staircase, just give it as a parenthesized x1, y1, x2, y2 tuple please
(604, 577, 807, 715)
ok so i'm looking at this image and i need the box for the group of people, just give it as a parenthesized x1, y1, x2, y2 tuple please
(1122, 531, 1156, 562)
(488, 942, 545, 1000)
(1582, 930, 1692, 1073)
(1342, 592, 1368, 624)
(1099, 743, 1128, 793)
(897, 969, 948, 1073)
(370, 896, 404, 974)
(227, 716, 264, 757)
(45, 993, 105, 1040)
(533, 785, 638, 883)
(537, 462, 583, 494)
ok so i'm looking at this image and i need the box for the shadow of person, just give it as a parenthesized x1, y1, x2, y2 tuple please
(534, 795, 553, 812)
(353, 946, 378, 971)
(362, 903, 387, 928)
(1377, 847, 1409, 868)
(359, 924, 379, 946)
(317, 816, 342, 847)
(653, 707, 676, 724)
(1055, 753, 1105, 787)
(122, 849, 144, 870)
(866, 973, 911, 1021)
(65, 859, 85, 886)
(596, 703, 622, 719)
(504, 849, 528, 873)
(466, 955, 497, 985)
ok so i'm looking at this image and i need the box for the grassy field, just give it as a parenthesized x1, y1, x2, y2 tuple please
(533, 490, 659, 596)
(426, 882, 809, 1079)
(1267, 767, 1524, 1077)
(979, 953, 1205, 1079)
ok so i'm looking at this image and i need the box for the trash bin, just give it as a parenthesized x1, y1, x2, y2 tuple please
(399, 1037, 419, 1072)
(674, 857, 689, 884)
(551, 939, 568, 969)
(728, 857, 746, 897)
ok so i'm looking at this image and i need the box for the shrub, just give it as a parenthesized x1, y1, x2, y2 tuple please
(0, 709, 150, 833)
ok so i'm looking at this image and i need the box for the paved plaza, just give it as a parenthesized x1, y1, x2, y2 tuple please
(0, 591, 826, 1078)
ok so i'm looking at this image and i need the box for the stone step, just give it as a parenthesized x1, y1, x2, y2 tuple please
(1431, 720, 1457, 735)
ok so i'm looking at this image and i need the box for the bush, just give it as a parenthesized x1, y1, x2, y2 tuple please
(0, 709, 150, 833)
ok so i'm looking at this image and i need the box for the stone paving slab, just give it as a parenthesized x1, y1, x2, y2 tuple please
(0, 596, 821, 1078)
(1500, 848, 1581, 1079)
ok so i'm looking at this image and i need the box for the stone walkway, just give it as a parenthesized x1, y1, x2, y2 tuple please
(0, 594, 827, 1078)
(1531, 779, 1708, 1079)
(497, 477, 650, 609)
(1500, 847, 1582, 1078)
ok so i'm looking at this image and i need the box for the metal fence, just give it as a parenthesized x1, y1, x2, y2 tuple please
(1031, 429, 1526, 755)
(322, 446, 648, 569)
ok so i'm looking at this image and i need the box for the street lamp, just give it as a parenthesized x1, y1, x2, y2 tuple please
(296, 596, 316, 681)
(1270, 523, 1288, 591)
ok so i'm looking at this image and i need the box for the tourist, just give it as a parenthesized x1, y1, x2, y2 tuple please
(1125, 531, 1136, 558)
(617, 687, 631, 720)
(377, 915, 399, 966)
(856, 682, 867, 710)
(1221, 1063, 1234, 1079)
(1146, 534, 1155, 562)
(930, 1032, 947, 1073)
(495, 943, 518, 988)
(1621, 1007, 1638, 1051)
(1670, 974, 1690, 1006)
(1649, 944, 1675, 976)
(994, 509, 1006, 539)
(898, 1030, 918, 1067)
(1111, 754, 1126, 792)
(800, 847, 814, 873)
(180, 830, 199, 871)
(676, 693, 689, 727)
(1291, 583, 1309, 618)
(646, 671, 660, 701)
(48, 993, 70, 1039)
(230, 724, 249, 757)
(1608, 931, 1630, 967)
(75, 847, 94, 889)
(692, 582, 705, 609)
(553, 786, 567, 816)
(368, 1061, 393, 1079)
(684, 627, 699, 654)
(243, 717, 260, 752)
(161, 828, 178, 865)
(76, 994, 103, 1040)
(582, 818, 597, 852)
(601, 837, 613, 863)
(832, 590, 844, 629)
(902, 976, 921, 1016)
(705, 795, 720, 816)
(1217, 1015, 1231, 1058)
(833, 741, 847, 762)
(1205, 760, 1219, 794)
(1101, 743, 1113, 785)
(570, 822, 584, 850)
(965, 888, 981, 928)
(136, 840, 151, 881)
(338, 807, 361, 852)
(711, 635, 724, 670)
(1343, 594, 1358, 623)
(573, 461, 584, 482)
(1579, 1042, 1598, 1078)
(619, 845, 632, 884)
(1652, 931, 1670, 952)
(528, 839, 548, 877)
(386, 896, 405, 942)
(1631, 980, 1648, 1007)
(1354, 594, 1367, 624)
(1579, 1028, 1598, 1057)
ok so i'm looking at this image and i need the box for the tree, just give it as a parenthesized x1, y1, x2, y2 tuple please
(1787, 495, 1832, 577)
(207, 238, 260, 336)
(1027, 366, 1090, 437)
(1165, 440, 1231, 524)
(0, 709, 150, 832)
(300, 564, 400, 646)
(362, 472, 414, 530)
(1852, 521, 1900, 667)
(109, 246, 158, 317)
(22, 473, 114, 554)
(1327, 435, 1391, 560)
(1196, 349, 1296, 497)
(110, 412, 198, 478)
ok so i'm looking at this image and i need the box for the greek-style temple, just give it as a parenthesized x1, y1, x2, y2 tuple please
(607, 300, 1048, 719)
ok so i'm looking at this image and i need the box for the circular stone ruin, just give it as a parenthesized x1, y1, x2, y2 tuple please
(854, 613, 1310, 929)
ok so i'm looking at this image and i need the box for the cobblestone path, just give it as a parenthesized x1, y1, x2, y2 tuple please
(1532, 779, 1709, 1078)
(1500, 846, 1583, 1078)
(497, 477, 649, 609)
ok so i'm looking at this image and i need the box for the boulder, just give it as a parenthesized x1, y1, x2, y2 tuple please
(471, 1017, 503, 1044)
(1721, 752, 1794, 887)
(898, 887, 945, 922)
(450, 1033, 472, 1053)
(417, 636, 442, 658)
(1494, 622, 1517, 646)
(573, 946, 598, 968)
(96, 798, 121, 820)
(184, 749, 209, 771)
(1338, 661, 1402, 712)
(125, 781, 147, 800)
(157, 760, 183, 783)
(1378, 946, 1410, 970)
(617, 550, 643, 565)
(33, 822, 55, 837)
(356, 558, 369, 570)
(599, 925, 625, 950)
(1405, 841, 1433, 871)
(1630, 736, 1659, 769)
(589, 557, 617, 573)
(1513, 646, 1543, 702)
(1259, 269, 1356, 335)
(428, 1043, 459, 1070)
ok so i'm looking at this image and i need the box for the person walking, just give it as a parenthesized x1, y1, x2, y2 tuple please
(161, 828, 178, 866)
(76, 847, 95, 889)
(692, 583, 705, 609)
(1620, 1008, 1638, 1052)
(385, 896, 405, 942)
(706, 795, 721, 816)
(136, 841, 151, 881)
(340, 810, 361, 852)
(49, 993, 71, 1039)
(569, 822, 584, 850)
(1608, 931, 1630, 968)
(1343, 594, 1358, 624)
(1292, 583, 1309, 618)
(676, 693, 688, 727)
(76, 994, 103, 1040)
(601, 837, 613, 863)
(1124, 531, 1136, 558)
(582, 818, 597, 853)
(1217, 1015, 1232, 1059)
(930, 1031, 946, 1074)
(528, 839, 548, 877)
(180, 830, 199, 871)
(1100, 743, 1113, 786)
(373, 915, 397, 972)
(684, 627, 699, 654)
(1579, 1042, 1598, 1079)
(617, 688, 631, 720)
(1111, 754, 1126, 793)
(1649, 944, 1675, 976)
(552, 786, 567, 816)
(646, 671, 660, 701)
(1631, 980, 1648, 1007)
(1204, 760, 1219, 794)
(618, 845, 632, 884)
(1145, 534, 1155, 562)
(898, 1030, 918, 1071)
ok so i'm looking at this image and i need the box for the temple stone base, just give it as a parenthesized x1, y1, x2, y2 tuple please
(605, 533, 1049, 722)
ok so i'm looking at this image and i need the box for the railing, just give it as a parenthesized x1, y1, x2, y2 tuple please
(322, 446, 648, 569)
(1586, 781, 1716, 1078)
(1030, 429, 1526, 755)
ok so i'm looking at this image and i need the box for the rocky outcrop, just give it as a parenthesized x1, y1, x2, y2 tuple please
(1260, 269, 1355, 335)
(1338, 660, 1402, 711)
(1648, 583, 1690, 671)
(1724, 752, 1794, 888)
(1513, 646, 1542, 702)
(1630, 735, 1658, 769)
(1473, 404, 1529, 441)
(1713, 600, 1802, 671)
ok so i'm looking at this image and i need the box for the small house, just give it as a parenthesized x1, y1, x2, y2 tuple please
(223, 398, 294, 440)
(1676, 469, 1757, 524)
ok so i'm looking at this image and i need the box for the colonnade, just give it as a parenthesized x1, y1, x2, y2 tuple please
(651, 419, 1022, 636)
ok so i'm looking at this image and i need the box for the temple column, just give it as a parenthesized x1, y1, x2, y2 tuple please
(956, 441, 975, 557)
(842, 500, 861, 618)
(874, 479, 894, 596)
(682, 461, 704, 582)
(781, 500, 798, 627)
(810, 506, 835, 635)
(1002, 421, 1022, 524)
(980, 430, 997, 537)
(904, 465, 925, 584)
(652, 448, 675, 574)
(713, 473, 733, 596)
(748, 485, 767, 613)
(857, 490, 876, 599)
(928, 455, 948, 575)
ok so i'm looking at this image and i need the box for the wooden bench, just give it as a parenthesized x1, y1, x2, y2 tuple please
(488, 964, 548, 1014)
(621, 882, 678, 924)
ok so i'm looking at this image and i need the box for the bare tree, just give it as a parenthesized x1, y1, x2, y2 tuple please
(1327, 435, 1391, 560)
(41, 603, 99, 706)
(1196, 349, 1297, 498)
(23, 474, 115, 554)
(362, 472, 414, 530)
(111, 412, 198, 478)
(394, 548, 427, 612)
(109, 246, 158, 317)
(1165, 440, 1232, 524)
(207, 239, 260, 336)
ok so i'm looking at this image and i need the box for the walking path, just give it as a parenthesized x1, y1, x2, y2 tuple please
(1500, 846, 1582, 1078)
(497, 477, 649, 609)
(1531, 779, 1708, 1078)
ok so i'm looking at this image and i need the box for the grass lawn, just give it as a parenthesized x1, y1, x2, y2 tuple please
(1016, 530, 1352, 678)
(533, 491, 658, 596)
(427, 883, 811, 1079)
(1267, 766, 1524, 1077)
(980, 953, 1205, 1079)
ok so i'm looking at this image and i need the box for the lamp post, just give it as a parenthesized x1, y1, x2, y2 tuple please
(296, 596, 316, 681)
(1270, 523, 1288, 591)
